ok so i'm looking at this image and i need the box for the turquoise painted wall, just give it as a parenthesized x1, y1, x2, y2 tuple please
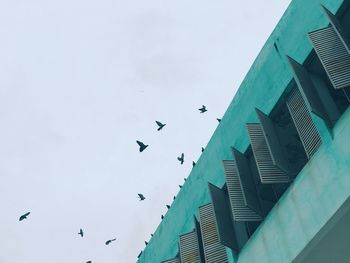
(137, 0, 348, 262)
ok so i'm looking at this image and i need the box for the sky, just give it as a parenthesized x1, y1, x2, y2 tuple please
(0, 0, 290, 262)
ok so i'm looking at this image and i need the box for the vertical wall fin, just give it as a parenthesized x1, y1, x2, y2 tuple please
(246, 123, 290, 184)
(286, 88, 322, 159)
(208, 183, 239, 251)
(223, 149, 262, 221)
(199, 203, 229, 263)
(308, 26, 350, 90)
(321, 5, 350, 54)
(255, 108, 293, 175)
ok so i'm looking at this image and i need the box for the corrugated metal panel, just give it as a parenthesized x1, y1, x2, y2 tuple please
(162, 258, 181, 263)
(179, 230, 201, 263)
(246, 123, 290, 184)
(223, 152, 262, 221)
(286, 88, 322, 159)
(199, 203, 228, 263)
(309, 26, 350, 90)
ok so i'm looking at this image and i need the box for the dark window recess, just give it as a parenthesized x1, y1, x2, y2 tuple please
(179, 230, 202, 263)
(246, 123, 291, 184)
(198, 203, 229, 263)
(286, 87, 322, 159)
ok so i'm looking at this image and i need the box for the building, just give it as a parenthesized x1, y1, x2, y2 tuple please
(137, 0, 350, 262)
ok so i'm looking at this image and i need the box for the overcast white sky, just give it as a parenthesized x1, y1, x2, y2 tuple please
(0, 0, 290, 262)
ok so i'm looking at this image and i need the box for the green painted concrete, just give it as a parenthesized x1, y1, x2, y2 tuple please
(137, 0, 348, 262)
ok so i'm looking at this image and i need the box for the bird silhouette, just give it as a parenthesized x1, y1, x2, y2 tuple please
(217, 118, 221, 122)
(192, 161, 196, 167)
(138, 193, 146, 201)
(201, 147, 205, 152)
(78, 228, 84, 237)
(198, 105, 207, 113)
(177, 153, 184, 165)
(155, 121, 166, 131)
(19, 212, 30, 221)
(145, 241, 148, 246)
(166, 205, 170, 209)
(136, 140, 148, 152)
(161, 215, 164, 220)
(105, 238, 116, 245)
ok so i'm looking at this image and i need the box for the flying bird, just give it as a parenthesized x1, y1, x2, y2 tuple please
(136, 140, 148, 152)
(198, 105, 207, 113)
(177, 153, 184, 165)
(19, 212, 30, 221)
(192, 161, 196, 167)
(138, 193, 146, 201)
(78, 228, 84, 237)
(155, 121, 166, 131)
(166, 205, 170, 209)
(105, 238, 116, 245)
(145, 241, 148, 246)
(217, 118, 221, 122)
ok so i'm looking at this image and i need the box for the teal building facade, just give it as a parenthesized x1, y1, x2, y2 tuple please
(137, 0, 350, 262)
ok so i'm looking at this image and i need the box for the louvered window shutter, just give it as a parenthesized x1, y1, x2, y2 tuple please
(179, 230, 202, 263)
(162, 258, 181, 263)
(308, 25, 350, 90)
(199, 203, 228, 263)
(286, 88, 322, 159)
(246, 123, 290, 184)
(223, 149, 262, 221)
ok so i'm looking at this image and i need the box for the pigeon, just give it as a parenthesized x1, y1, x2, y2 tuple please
(138, 193, 146, 201)
(177, 153, 184, 165)
(198, 105, 207, 113)
(179, 185, 182, 189)
(136, 140, 148, 152)
(192, 161, 196, 167)
(161, 215, 164, 220)
(166, 205, 170, 209)
(78, 228, 84, 237)
(155, 121, 166, 131)
(19, 212, 30, 221)
(105, 238, 116, 245)
(145, 241, 148, 246)
(201, 147, 205, 152)
(217, 118, 221, 122)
